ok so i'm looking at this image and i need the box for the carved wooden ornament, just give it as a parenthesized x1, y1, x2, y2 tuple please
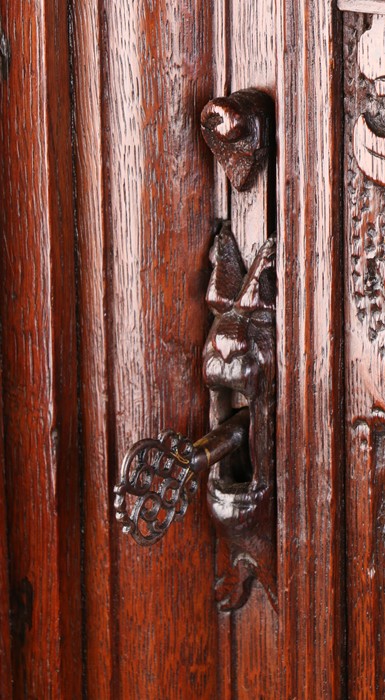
(338, 4, 385, 184)
(200, 89, 274, 191)
(115, 221, 277, 612)
(203, 222, 277, 611)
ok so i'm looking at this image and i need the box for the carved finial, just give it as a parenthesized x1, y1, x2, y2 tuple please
(201, 89, 275, 192)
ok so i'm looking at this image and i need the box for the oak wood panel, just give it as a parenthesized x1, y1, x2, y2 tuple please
(72, 2, 218, 698)
(231, 0, 276, 267)
(275, 2, 345, 697)
(213, 0, 230, 224)
(0, 378, 12, 699)
(70, 2, 114, 697)
(0, 3, 357, 698)
(233, 586, 278, 700)
(227, 2, 278, 699)
(0, 1, 82, 697)
(211, 7, 232, 698)
(343, 12, 385, 696)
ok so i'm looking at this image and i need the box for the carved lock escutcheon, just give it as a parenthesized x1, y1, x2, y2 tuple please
(114, 87, 277, 613)
(203, 222, 277, 612)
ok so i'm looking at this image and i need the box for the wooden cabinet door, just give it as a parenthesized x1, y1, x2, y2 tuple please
(0, 1, 384, 699)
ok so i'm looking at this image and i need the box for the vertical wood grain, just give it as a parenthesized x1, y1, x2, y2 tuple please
(70, 1, 114, 697)
(230, 0, 276, 267)
(0, 379, 12, 698)
(110, 4, 217, 696)
(0, 1, 81, 697)
(343, 12, 385, 696)
(70, 1, 219, 697)
(226, 2, 279, 699)
(213, 0, 230, 222)
(233, 586, 278, 700)
(0, 2, 355, 698)
(210, 3, 278, 698)
(212, 5, 232, 698)
(276, 1, 345, 697)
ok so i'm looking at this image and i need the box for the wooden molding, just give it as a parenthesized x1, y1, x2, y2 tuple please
(338, 0, 385, 13)
(276, 0, 346, 695)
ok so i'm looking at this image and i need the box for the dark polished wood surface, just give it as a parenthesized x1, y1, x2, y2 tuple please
(72, 1, 217, 698)
(0, 375, 12, 699)
(1, 1, 383, 699)
(0, 1, 81, 697)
